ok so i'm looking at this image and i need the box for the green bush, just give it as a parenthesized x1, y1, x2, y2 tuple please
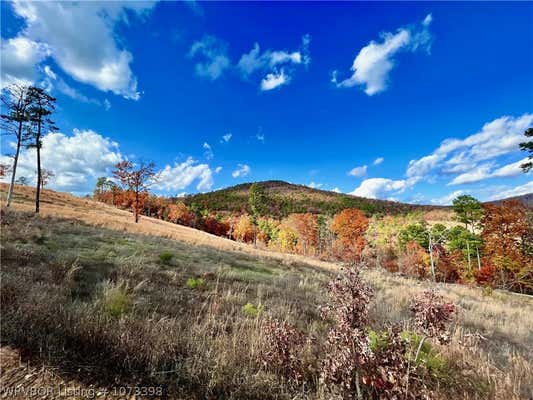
(242, 302, 263, 317)
(186, 277, 205, 290)
(159, 251, 174, 265)
(367, 329, 389, 351)
(102, 283, 131, 318)
(401, 331, 448, 378)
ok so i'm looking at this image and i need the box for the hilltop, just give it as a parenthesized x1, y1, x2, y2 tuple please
(181, 180, 532, 217)
(180, 180, 445, 217)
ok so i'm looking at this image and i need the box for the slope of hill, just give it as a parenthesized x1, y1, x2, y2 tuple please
(1, 183, 532, 399)
(180, 180, 446, 217)
(0, 183, 334, 270)
(182, 180, 533, 217)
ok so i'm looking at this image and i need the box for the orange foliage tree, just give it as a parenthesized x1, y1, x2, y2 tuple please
(331, 208, 369, 261)
(398, 241, 429, 279)
(481, 200, 532, 293)
(285, 213, 318, 256)
(167, 202, 196, 227)
(233, 214, 255, 243)
(113, 161, 157, 223)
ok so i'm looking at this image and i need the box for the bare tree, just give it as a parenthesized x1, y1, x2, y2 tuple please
(26, 87, 57, 213)
(1, 84, 32, 207)
(113, 161, 157, 223)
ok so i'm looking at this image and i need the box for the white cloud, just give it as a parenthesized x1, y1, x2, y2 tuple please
(449, 158, 529, 185)
(0, 36, 49, 87)
(153, 158, 214, 192)
(332, 14, 432, 95)
(0, 129, 122, 193)
(189, 35, 230, 80)
(221, 133, 232, 143)
(214, 166, 222, 174)
(488, 181, 533, 201)
(350, 177, 418, 199)
(238, 34, 310, 90)
(407, 114, 533, 184)
(373, 157, 384, 165)
(348, 165, 367, 177)
(261, 69, 290, 91)
(331, 187, 341, 193)
(43, 65, 105, 107)
(202, 142, 213, 160)
(430, 190, 465, 206)
(9, 1, 154, 99)
(232, 164, 250, 178)
(308, 182, 323, 189)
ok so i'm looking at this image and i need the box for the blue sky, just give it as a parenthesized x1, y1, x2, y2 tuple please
(1, 1, 532, 204)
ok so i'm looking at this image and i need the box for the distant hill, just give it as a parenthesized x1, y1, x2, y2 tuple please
(180, 180, 445, 217)
(181, 180, 533, 217)
(489, 192, 533, 208)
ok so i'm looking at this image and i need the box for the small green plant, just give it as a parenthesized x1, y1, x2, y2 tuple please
(186, 277, 205, 290)
(482, 286, 493, 297)
(159, 251, 174, 265)
(242, 302, 264, 317)
(102, 283, 131, 318)
(367, 329, 389, 351)
(401, 330, 448, 378)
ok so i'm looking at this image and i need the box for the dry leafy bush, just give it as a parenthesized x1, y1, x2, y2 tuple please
(320, 267, 451, 399)
(410, 290, 456, 343)
(260, 318, 307, 384)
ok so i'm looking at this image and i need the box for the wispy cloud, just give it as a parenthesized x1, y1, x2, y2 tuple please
(189, 35, 230, 80)
(348, 165, 367, 177)
(332, 14, 432, 95)
(373, 157, 384, 165)
(232, 163, 251, 178)
(238, 34, 311, 91)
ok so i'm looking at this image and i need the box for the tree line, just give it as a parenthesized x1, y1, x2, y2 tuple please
(94, 176, 532, 294)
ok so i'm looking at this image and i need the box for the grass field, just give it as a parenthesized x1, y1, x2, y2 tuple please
(1, 184, 532, 399)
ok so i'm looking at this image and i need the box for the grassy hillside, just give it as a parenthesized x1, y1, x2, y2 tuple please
(1, 184, 532, 399)
(181, 180, 447, 217)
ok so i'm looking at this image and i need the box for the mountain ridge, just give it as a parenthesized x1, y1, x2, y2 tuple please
(180, 180, 532, 216)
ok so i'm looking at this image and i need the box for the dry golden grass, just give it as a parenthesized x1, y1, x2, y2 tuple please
(363, 269, 533, 399)
(0, 183, 336, 271)
(1, 183, 532, 399)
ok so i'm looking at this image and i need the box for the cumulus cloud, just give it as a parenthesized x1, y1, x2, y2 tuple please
(348, 165, 367, 177)
(232, 164, 250, 178)
(153, 158, 214, 192)
(189, 35, 230, 80)
(221, 133, 232, 143)
(261, 70, 290, 91)
(238, 34, 311, 91)
(0, 36, 49, 87)
(332, 14, 432, 95)
(5, 1, 154, 99)
(331, 187, 341, 193)
(43, 65, 106, 107)
(488, 181, 533, 201)
(430, 190, 465, 206)
(373, 157, 384, 165)
(350, 177, 418, 199)
(407, 114, 533, 184)
(449, 158, 529, 185)
(308, 182, 323, 189)
(0, 129, 122, 193)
